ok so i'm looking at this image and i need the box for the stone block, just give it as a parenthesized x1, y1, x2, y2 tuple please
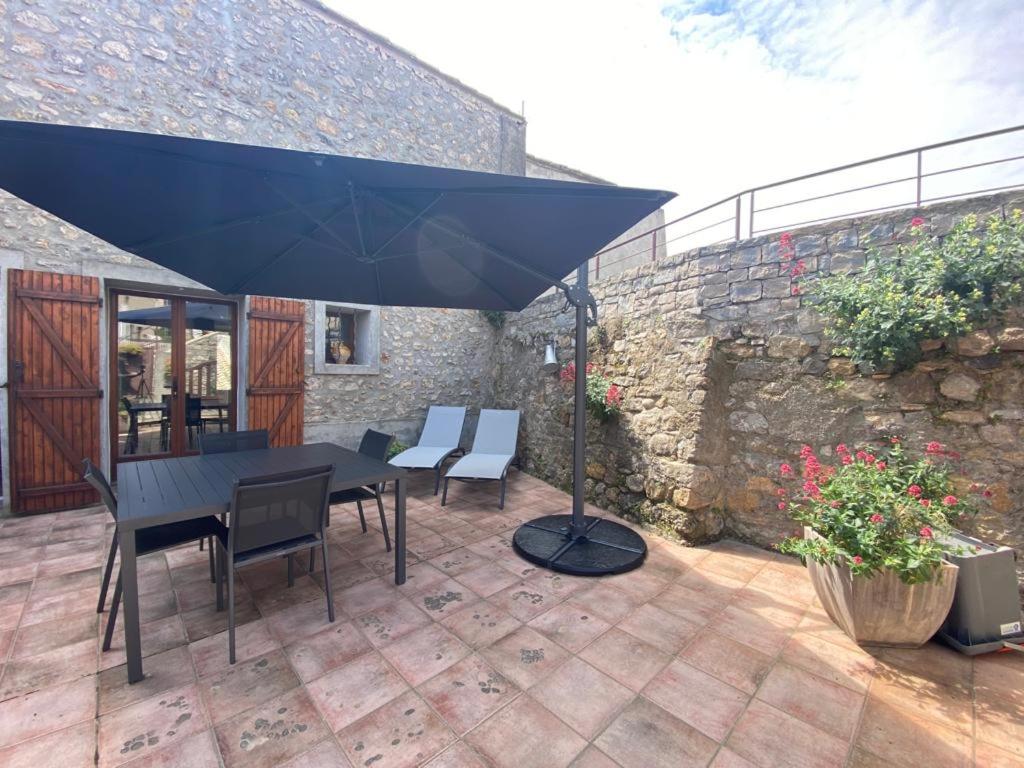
(649, 433, 676, 456)
(625, 474, 645, 493)
(995, 326, 1024, 351)
(749, 264, 778, 280)
(940, 410, 987, 425)
(728, 410, 768, 433)
(766, 335, 813, 359)
(827, 251, 866, 275)
(827, 358, 857, 376)
(991, 408, 1024, 421)
(795, 236, 825, 258)
(729, 246, 761, 268)
(644, 478, 669, 502)
(586, 462, 606, 480)
(727, 268, 748, 283)
(939, 373, 981, 402)
(762, 276, 793, 299)
(979, 424, 1015, 446)
(696, 255, 725, 274)
(954, 330, 994, 357)
(730, 281, 762, 303)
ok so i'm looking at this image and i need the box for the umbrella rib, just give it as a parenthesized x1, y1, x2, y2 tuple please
(262, 179, 357, 254)
(367, 193, 444, 260)
(348, 183, 368, 258)
(123, 194, 351, 252)
(227, 202, 354, 294)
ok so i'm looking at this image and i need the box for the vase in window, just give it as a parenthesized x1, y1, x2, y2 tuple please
(329, 340, 352, 364)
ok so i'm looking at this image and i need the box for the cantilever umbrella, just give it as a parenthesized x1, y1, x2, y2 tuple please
(0, 119, 675, 575)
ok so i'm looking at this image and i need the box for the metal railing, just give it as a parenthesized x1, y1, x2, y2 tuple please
(591, 123, 1024, 280)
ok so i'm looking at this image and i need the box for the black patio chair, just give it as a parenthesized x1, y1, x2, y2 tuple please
(212, 464, 335, 663)
(199, 429, 269, 454)
(84, 458, 223, 652)
(327, 429, 393, 551)
(121, 397, 139, 455)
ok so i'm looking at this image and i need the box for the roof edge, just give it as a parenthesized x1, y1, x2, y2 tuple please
(300, 0, 526, 122)
(526, 153, 614, 185)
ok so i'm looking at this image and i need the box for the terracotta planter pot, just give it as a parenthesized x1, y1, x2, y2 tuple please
(804, 527, 959, 648)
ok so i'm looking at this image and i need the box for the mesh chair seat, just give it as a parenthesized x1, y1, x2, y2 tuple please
(211, 525, 319, 565)
(329, 486, 377, 504)
(136, 516, 225, 556)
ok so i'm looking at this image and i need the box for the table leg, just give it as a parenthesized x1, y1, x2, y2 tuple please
(119, 527, 144, 683)
(393, 476, 406, 585)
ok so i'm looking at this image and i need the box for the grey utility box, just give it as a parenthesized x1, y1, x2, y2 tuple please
(937, 532, 1024, 655)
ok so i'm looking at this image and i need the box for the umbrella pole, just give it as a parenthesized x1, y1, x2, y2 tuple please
(512, 261, 646, 576)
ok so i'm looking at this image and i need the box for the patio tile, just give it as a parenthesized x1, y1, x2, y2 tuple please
(595, 696, 718, 768)
(393, 561, 450, 594)
(337, 577, 400, 616)
(616, 603, 700, 655)
(115, 730, 222, 767)
(0, 580, 31, 606)
(305, 651, 408, 732)
(263, 596, 340, 645)
(0, 563, 39, 590)
(711, 747, 759, 768)
(30, 566, 101, 598)
(97, 683, 208, 768)
(480, 625, 571, 690)
(355, 598, 432, 648)
(441, 602, 521, 648)
(466, 534, 513, 560)
(873, 642, 972, 690)
(489, 581, 561, 622)
(726, 699, 849, 768)
(707, 604, 793, 657)
(181, 597, 261, 642)
(456, 563, 520, 597)
(571, 581, 640, 625)
(284, 621, 372, 682)
(676, 567, 748, 601)
(466, 694, 586, 768)
(570, 746, 621, 768)
(528, 601, 611, 652)
(0, 720, 96, 768)
(413, 577, 480, 620)
(11, 611, 97, 659)
(0, 675, 96, 748)
(189, 618, 279, 678)
(101, 614, 189, 671)
(730, 587, 807, 630)
(0, 629, 13, 661)
(99, 646, 197, 715)
(746, 562, 817, 604)
(679, 629, 773, 695)
(418, 653, 520, 734)
(251, 575, 327, 616)
(853, 697, 971, 768)
(0, 637, 97, 701)
(649, 583, 725, 626)
(278, 737, 353, 767)
(424, 740, 490, 767)
(780, 630, 876, 693)
(644, 658, 748, 741)
(337, 689, 456, 767)
(605, 568, 671, 603)
(869, 670, 973, 734)
(430, 548, 494, 577)
(379, 623, 471, 686)
(755, 661, 864, 740)
(578, 627, 671, 692)
(198, 648, 301, 724)
(526, 570, 591, 601)
(214, 687, 331, 768)
(973, 741, 1024, 768)
(975, 686, 1024, 758)
(531, 657, 633, 738)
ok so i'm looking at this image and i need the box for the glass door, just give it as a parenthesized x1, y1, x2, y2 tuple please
(112, 292, 236, 470)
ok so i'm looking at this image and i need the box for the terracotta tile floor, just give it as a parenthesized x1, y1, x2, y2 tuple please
(0, 470, 1019, 768)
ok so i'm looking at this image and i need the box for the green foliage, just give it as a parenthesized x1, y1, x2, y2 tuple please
(815, 211, 1024, 371)
(480, 310, 506, 330)
(118, 341, 143, 356)
(560, 362, 623, 422)
(776, 440, 985, 584)
(385, 438, 408, 461)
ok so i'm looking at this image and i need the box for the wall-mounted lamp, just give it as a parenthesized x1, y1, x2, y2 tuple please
(541, 339, 559, 373)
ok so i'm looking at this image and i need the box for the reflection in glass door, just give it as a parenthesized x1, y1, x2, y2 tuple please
(113, 292, 236, 467)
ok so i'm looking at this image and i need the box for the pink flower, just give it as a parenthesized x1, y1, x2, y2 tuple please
(870, 513, 884, 523)
(802, 480, 822, 497)
(855, 450, 868, 461)
(777, 502, 786, 510)
(907, 485, 923, 498)
(776, 487, 786, 496)
(605, 384, 622, 407)
(876, 461, 887, 471)
(791, 285, 801, 296)
(925, 441, 943, 454)
(864, 454, 876, 464)
(835, 443, 849, 454)
(910, 216, 925, 228)
(942, 495, 958, 506)
(890, 436, 901, 444)
(983, 489, 994, 498)
(920, 526, 933, 538)
(920, 499, 932, 507)
(799, 445, 814, 459)
(779, 232, 793, 246)
(780, 463, 793, 476)
(841, 454, 853, 465)
(829, 500, 841, 508)
(852, 555, 863, 564)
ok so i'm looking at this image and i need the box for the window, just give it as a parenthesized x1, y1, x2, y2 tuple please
(313, 301, 380, 374)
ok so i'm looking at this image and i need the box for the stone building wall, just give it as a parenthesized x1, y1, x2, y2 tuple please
(0, 0, 524, 463)
(494, 190, 1024, 576)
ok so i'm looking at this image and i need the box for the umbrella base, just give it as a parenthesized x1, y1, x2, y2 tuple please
(512, 514, 646, 576)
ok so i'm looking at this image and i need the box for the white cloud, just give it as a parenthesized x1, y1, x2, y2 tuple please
(329, 0, 1024, 245)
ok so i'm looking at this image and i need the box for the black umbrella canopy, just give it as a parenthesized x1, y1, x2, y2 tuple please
(0, 120, 675, 310)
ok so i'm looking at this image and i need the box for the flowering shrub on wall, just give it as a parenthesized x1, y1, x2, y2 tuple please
(776, 439, 990, 584)
(808, 210, 1024, 371)
(560, 361, 623, 422)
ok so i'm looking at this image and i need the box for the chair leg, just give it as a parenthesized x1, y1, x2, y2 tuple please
(320, 538, 335, 623)
(356, 500, 367, 533)
(207, 536, 216, 583)
(215, 542, 225, 613)
(433, 466, 441, 495)
(287, 553, 295, 587)
(228, 560, 236, 664)
(376, 492, 391, 552)
(308, 546, 316, 574)
(97, 532, 118, 613)
(199, 537, 204, 550)
(102, 571, 122, 652)
(499, 475, 507, 510)
(441, 476, 450, 506)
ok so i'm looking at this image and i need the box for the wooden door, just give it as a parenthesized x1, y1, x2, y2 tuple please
(8, 269, 101, 512)
(247, 297, 305, 447)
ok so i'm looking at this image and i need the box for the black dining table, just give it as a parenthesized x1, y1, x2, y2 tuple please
(115, 442, 407, 683)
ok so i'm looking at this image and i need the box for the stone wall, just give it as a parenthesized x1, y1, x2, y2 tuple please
(495, 190, 1024, 578)
(0, 0, 523, 467)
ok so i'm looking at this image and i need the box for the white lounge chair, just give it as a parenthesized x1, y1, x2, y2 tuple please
(389, 405, 467, 494)
(441, 409, 520, 509)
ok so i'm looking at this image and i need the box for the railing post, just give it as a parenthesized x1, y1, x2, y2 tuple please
(748, 190, 755, 239)
(594, 254, 600, 281)
(915, 150, 923, 207)
(650, 231, 657, 262)
(734, 195, 741, 241)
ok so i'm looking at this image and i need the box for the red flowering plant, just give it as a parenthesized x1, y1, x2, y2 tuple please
(560, 361, 623, 422)
(776, 438, 986, 584)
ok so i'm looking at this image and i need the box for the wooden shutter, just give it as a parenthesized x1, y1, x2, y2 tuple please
(7, 269, 101, 513)
(246, 297, 305, 447)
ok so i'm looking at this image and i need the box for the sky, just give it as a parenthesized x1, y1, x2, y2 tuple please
(330, 0, 1024, 244)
